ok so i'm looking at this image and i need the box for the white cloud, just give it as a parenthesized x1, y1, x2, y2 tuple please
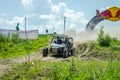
(0, 0, 89, 33)
(39, 14, 55, 20)
(52, 5, 60, 13)
(19, 0, 88, 33)
(0, 13, 7, 17)
(0, 18, 5, 25)
(99, 6, 120, 12)
(21, 0, 52, 14)
(48, 2, 88, 33)
(52, 2, 68, 14)
(26, 13, 36, 18)
(21, 0, 33, 10)
(0, 16, 25, 30)
(51, 2, 88, 31)
(6, 17, 24, 26)
(64, 11, 88, 25)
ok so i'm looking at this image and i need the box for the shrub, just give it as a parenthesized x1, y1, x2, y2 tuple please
(0, 33, 7, 43)
(97, 27, 112, 47)
(11, 33, 22, 44)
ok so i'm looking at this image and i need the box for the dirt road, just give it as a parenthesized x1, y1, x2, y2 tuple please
(0, 51, 72, 77)
(0, 43, 94, 77)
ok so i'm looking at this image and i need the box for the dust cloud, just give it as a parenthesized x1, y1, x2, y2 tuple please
(66, 29, 98, 46)
(104, 26, 120, 40)
(66, 27, 120, 47)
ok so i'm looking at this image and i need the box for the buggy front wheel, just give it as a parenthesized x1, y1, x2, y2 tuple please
(43, 48, 48, 57)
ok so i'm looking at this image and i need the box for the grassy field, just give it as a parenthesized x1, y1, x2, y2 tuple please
(1, 38, 120, 80)
(1, 29, 120, 80)
(2, 58, 120, 80)
(0, 34, 52, 59)
(77, 40, 120, 60)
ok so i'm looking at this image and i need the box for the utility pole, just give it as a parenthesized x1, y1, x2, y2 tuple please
(24, 17, 30, 65)
(25, 17, 28, 39)
(64, 16, 66, 35)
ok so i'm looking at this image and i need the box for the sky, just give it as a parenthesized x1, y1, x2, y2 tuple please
(0, 0, 120, 34)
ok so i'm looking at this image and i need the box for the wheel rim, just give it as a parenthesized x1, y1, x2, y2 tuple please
(69, 51, 71, 56)
(65, 51, 68, 57)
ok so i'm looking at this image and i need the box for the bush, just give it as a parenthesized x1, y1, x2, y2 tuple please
(0, 33, 7, 43)
(97, 27, 112, 47)
(11, 33, 19, 43)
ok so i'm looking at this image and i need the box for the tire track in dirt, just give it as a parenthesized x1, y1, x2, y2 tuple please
(0, 42, 100, 78)
(0, 51, 72, 77)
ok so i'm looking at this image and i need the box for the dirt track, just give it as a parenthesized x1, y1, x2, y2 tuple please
(0, 43, 96, 77)
(0, 51, 73, 77)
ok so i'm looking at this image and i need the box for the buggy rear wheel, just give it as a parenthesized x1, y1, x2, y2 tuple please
(71, 48, 75, 56)
(43, 48, 48, 57)
(62, 50, 68, 58)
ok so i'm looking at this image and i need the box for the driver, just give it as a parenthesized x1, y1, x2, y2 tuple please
(57, 36, 62, 44)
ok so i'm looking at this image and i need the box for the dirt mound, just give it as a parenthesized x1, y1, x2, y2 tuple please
(76, 42, 120, 60)
(76, 42, 94, 57)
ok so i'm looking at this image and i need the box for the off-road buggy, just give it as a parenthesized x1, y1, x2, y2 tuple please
(43, 35, 75, 58)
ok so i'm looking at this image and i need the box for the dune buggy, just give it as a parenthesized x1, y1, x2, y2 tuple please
(43, 35, 75, 58)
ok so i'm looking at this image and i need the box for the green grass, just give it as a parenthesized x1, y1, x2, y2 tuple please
(0, 34, 53, 59)
(77, 40, 120, 60)
(2, 58, 120, 80)
(1, 30, 120, 80)
(88, 40, 120, 60)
